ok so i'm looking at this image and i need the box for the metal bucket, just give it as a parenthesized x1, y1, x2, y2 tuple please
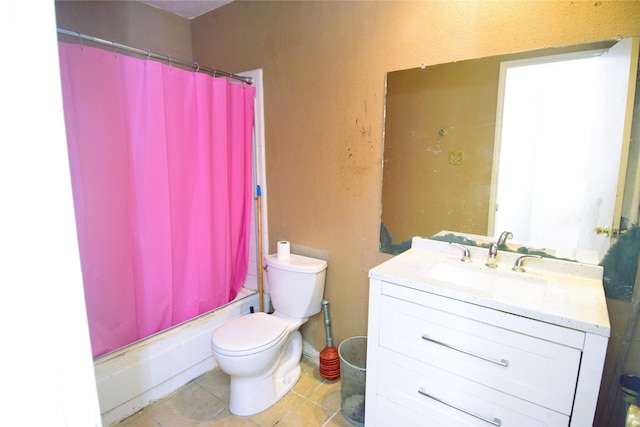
(621, 375, 640, 427)
(339, 336, 367, 426)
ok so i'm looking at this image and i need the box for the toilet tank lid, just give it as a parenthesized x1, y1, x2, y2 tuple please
(265, 253, 327, 273)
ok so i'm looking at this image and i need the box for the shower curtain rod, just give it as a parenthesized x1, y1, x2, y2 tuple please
(57, 28, 253, 85)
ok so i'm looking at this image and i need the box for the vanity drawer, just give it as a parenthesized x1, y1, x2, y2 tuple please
(379, 294, 582, 414)
(377, 348, 569, 426)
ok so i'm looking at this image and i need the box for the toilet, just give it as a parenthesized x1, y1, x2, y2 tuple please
(211, 252, 327, 416)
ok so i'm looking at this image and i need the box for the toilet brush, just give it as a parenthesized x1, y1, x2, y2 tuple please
(319, 300, 340, 380)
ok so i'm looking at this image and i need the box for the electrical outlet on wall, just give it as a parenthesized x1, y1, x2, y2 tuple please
(241, 302, 255, 315)
(449, 150, 463, 165)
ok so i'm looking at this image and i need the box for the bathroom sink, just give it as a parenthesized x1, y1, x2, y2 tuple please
(370, 232, 607, 338)
(420, 261, 548, 303)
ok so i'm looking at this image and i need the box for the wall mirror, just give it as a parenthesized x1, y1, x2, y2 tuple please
(380, 38, 640, 262)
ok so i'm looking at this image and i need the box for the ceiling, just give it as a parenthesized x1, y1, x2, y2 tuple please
(139, 0, 232, 19)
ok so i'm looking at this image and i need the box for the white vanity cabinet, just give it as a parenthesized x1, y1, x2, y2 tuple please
(366, 235, 610, 427)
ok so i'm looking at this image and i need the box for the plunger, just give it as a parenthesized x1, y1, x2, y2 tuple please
(319, 299, 340, 380)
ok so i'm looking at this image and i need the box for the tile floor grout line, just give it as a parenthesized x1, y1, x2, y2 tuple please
(322, 407, 343, 427)
(115, 358, 353, 427)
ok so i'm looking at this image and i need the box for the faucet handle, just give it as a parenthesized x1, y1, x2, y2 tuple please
(485, 243, 499, 268)
(512, 255, 542, 273)
(450, 243, 471, 262)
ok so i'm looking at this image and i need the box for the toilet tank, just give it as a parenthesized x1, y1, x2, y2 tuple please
(265, 253, 327, 318)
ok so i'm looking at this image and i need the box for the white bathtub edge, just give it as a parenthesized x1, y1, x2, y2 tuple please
(97, 291, 259, 426)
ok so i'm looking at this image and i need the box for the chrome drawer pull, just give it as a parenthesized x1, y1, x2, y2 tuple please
(421, 334, 509, 367)
(418, 387, 502, 426)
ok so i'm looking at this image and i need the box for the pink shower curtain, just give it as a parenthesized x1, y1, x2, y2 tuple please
(58, 42, 256, 357)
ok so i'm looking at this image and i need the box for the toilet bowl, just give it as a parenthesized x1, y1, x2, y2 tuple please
(211, 252, 327, 416)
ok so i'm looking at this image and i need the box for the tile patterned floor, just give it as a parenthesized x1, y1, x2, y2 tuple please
(113, 358, 355, 427)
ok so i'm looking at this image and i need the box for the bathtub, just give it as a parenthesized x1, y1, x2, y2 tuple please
(95, 287, 261, 426)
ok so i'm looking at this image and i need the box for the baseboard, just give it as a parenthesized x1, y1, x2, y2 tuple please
(302, 340, 320, 366)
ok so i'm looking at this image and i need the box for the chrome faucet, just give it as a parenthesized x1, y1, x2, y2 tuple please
(496, 231, 513, 249)
(485, 243, 499, 268)
(450, 243, 472, 262)
(485, 231, 513, 268)
(512, 255, 542, 272)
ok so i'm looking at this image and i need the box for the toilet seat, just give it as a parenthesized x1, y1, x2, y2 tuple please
(212, 312, 289, 356)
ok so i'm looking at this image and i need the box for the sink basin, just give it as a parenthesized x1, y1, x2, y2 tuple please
(420, 261, 548, 303)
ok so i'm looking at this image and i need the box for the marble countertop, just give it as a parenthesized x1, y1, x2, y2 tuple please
(369, 235, 610, 337)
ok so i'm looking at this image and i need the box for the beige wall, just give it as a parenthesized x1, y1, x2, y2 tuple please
(55, 0, 192, 58)
(190, 0, 639, 350)
(55, 1, 640, 424)
(191, 3, 640, 423)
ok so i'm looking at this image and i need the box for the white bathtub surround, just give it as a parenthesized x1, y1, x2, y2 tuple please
(96, 290, 259, 426)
